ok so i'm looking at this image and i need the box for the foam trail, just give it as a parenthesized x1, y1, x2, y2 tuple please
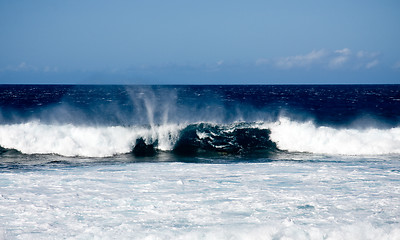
(267, 117, 400, 155)
(0, 122, 182, 157)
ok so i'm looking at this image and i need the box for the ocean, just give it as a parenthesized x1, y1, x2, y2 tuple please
(0, 85, 399, 239)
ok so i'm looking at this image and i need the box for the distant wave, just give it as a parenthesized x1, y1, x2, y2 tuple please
(0, 117, 399, 157)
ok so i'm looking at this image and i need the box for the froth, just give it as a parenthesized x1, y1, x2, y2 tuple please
(0, 122, 182, 157)
(1, 118, 400, 157)
(268, 117, 400, 155)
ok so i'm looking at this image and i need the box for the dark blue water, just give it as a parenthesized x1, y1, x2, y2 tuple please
(1, 85, 399, 126)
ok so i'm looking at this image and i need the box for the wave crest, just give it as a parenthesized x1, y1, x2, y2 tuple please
(0, 118, 399, 157)
(0, 122, 181, 157)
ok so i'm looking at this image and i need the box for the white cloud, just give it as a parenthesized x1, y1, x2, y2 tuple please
(16, 62, 29, 70)
(1, 62, 59, 73)
(357, 51, 380, 59)
(241, 48, 383, 71)
(0, 62, 38, 72)
(365, 60, 379, 69)
(329, 56, 349, 68)
(273, 48, 356, 70)
(255, 58, 269, 66)
(275, 49, 327, 69)
(216, 60, 224, 66)
(43, 66, 59, 72)
(328, 48, 354, 69)
(335, 48, 351, 55)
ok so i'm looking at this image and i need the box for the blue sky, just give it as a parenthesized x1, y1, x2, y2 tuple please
(0, 0, 399, 84)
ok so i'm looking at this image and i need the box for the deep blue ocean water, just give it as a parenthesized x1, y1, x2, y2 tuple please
(1, 85, 400, 127)
(0, 85, 399, 239)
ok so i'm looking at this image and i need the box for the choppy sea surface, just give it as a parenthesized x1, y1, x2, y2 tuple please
(0, 85, 399, 239)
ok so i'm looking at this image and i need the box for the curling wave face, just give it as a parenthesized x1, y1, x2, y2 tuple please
(1, 117, 399, 157)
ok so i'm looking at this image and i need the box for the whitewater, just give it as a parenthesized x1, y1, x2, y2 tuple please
(1, 85, 400, 239)
(0, 118, 400, 157)
(2, 160, 400, 239)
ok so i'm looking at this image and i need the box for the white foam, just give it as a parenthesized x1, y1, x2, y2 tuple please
(266, 117, 400, 155)
(1, 118, 400, 157)
(1, 161, 399, 239)
(0, 122, 182, 157)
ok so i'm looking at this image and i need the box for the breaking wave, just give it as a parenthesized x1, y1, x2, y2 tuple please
(0, 117, 399, 157)
(267, 117, 400, 155)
